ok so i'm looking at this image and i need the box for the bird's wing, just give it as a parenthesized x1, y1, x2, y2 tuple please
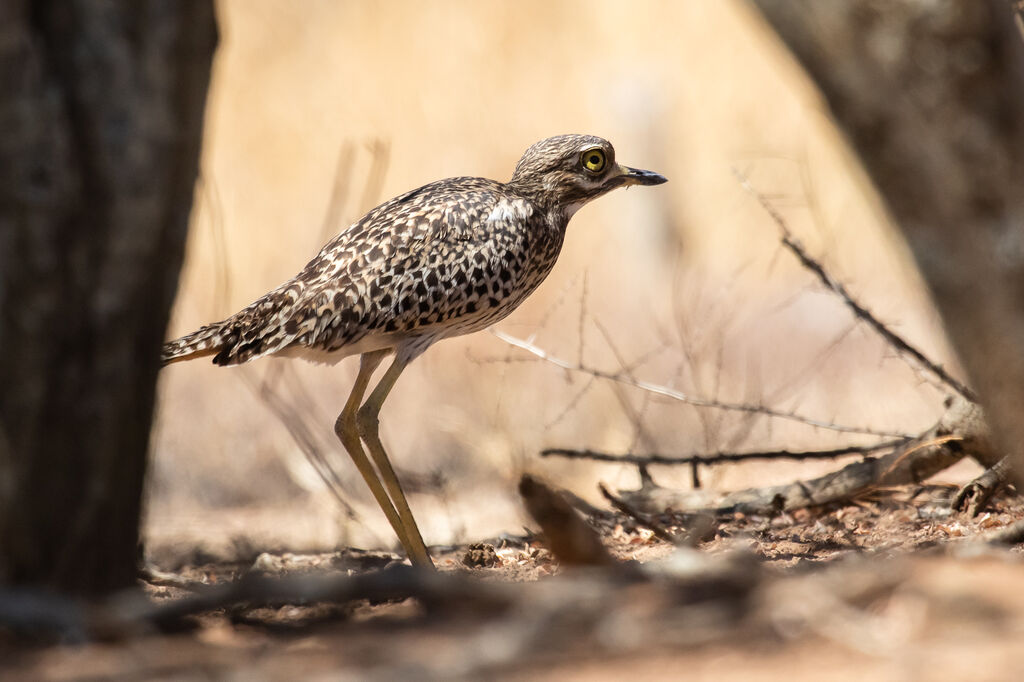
(329, 176, 502, 257)
(194, 178, 508, 365)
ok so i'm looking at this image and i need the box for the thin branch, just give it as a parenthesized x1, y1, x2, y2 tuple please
(599, 483, 677, 544)
(577, 271, 588, 366)
(671, 277, 735, 487)
(543, 439, 907, 467)
(358, 138, 391, 215)
(533, 273, 583, 333)
(765, 320, 857, 402)
(199, 174, 232, 316)
(593, 319, 657, 453)
(538, 341, 666, 430)
(491, 329, 912, 439)
(734, 170, 978, 403)
(240, 368, 360, 521)
(544, 374, 598, 429)
(318, 140, 356, 243)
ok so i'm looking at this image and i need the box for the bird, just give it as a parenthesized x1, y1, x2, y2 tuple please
(162, 134, 666, 569)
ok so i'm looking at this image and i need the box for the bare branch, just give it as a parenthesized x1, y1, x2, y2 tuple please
(615, 396, 992, 515)
(518, 475, 616, 568)
(544, 374, 597, 430)
(953, 455, 1013, 517)
(734, 170, 977, 403)
(542, 439, 908, 467)
(358, 138, 391, 215)
(317, 140, 355, 243)
(491, 329, 911, 439)
(592, 319, 658, 453)
(599, 483, 677, 544)
(576, 271, 588, 365)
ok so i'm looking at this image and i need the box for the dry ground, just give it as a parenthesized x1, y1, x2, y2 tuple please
(6, 484, 1024, 681)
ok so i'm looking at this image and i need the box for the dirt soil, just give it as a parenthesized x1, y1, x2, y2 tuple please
(5, 483, 1024, 681)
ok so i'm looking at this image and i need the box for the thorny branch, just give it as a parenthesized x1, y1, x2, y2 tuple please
(734, 170, 978, 404)
(505, 171, 996, 517)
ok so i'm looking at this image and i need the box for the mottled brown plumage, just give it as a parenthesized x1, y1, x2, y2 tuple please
(162, 134, 666, 568)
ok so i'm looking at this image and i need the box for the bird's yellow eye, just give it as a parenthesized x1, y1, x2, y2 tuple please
(581, 148, 606, 173)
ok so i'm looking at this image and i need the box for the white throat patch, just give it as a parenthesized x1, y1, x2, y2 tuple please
(486, 198, 534, 224)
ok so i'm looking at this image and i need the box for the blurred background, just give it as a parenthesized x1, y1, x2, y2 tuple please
(148, 0, 974, 563)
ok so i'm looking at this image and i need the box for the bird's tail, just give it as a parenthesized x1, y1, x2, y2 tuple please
(161, 285, 304, 367)
(161, 323, 228, 366)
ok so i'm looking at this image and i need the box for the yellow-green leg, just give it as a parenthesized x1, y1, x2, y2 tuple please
(333, 350, 413, 558)
(356, 355, 433, 568)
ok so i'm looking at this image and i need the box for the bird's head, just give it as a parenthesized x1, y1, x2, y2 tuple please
(507, 134, 667, 219)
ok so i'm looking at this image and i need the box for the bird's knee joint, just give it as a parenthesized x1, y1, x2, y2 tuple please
(356, 405, 379, 437)
(335, 410, 358, 438)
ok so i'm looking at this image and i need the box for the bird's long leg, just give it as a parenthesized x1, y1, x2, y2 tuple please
(333, 350, 413, 555)
(357, 355, 433, 568)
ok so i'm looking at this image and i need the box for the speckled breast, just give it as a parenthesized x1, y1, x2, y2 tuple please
(380, 211, 565, 343)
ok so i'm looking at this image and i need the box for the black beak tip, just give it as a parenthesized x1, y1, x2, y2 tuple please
(628, 167, 668, 186)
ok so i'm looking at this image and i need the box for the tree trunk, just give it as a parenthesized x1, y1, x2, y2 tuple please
(750, 0, 1024, 486)
(0, 1, 217, 595)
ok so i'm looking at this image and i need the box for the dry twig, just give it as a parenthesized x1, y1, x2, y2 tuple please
(953, 455, 1013, 517)
(518, 475, 616, 567)
(734, 170, 977, 403)
(492, 329, 910, 439)
(543, 439, 908, 467)
(599, 483, 677, 544)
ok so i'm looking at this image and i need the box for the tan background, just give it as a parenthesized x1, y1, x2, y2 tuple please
(149, 0, 971, 561)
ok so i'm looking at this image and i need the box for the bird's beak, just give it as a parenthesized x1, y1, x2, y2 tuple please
(615, 164, 667, 186)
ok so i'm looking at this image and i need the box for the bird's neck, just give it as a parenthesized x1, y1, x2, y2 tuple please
(505, 180, 572, 230)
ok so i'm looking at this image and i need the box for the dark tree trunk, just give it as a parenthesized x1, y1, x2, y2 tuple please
(751, 0, 1024, 485)
(0, 1, 217, 595)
